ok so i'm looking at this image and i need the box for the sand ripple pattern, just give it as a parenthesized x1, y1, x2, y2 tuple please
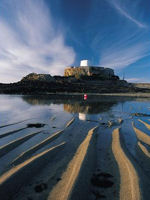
(12, 130, 64, 165)
(138, 141, 150, 158)
(48, 126, 98, 200)
(138, 119, 150, 130)
(0, 142, 66, 199)
(0, 127, 27, 139)
(112, 128, 141, 200)
(132, 122, 150, 145)
(0, 117, 75, 199)
(0, 131, 41, 157)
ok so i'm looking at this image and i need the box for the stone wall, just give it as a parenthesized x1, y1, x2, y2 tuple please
(64, 66, 114, 78)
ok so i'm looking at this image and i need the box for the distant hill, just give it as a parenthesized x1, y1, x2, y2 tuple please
(133, 83, 150, 89)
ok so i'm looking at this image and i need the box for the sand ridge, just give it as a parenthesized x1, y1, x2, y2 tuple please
(0, 119, 29, 129)
(65, 117, 75, 128)
(0, 127, 27, 139)
(132, 122, 150, 145)
(48, 126, 98, 200)
(12, 129, 64, 166)
(12, 117, 76, 166)
(0, 142, 66, 185)
(138, 141, 150, 158)
(0, 131, 42, 157)
(112, 128, 141, 200)
(138, 119, 150, 130)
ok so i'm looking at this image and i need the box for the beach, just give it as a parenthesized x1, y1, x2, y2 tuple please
(1, 95, 150, 199)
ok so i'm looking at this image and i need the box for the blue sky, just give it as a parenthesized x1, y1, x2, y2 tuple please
(0, 0, 150, 83)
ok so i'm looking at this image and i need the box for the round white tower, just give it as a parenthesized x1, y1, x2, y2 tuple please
(80, 60, 89, 66)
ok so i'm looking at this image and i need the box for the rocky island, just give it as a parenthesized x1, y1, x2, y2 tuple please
(0, 60, 149, 95)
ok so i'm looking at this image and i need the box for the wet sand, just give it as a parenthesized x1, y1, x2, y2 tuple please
(138, 141, 150, 158)
(0, 131, 41, 157)
(138, 119, 150, 130)
(48, 126, 97, 200)
(65, 117, 75, 128)
(112, 128, 141, 200)
(0, 142, 66, 200)
(1, 95, 150, 200)
(132, 123, 150, 145)
(0, 114, 98, 200)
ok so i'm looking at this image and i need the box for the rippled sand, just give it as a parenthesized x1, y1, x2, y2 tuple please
(1, 96, 150, 200)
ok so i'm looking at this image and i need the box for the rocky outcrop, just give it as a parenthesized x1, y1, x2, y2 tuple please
(0, 78, 148, 94)
(21, 73, 54, 82)
(64, 66, 115, 79)
(0, 67, 144, 94)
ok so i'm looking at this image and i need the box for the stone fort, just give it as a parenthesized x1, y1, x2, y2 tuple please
(64, 60, 115, 79)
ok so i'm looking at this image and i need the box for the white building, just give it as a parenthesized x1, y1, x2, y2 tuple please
(80, 60, 89, 67)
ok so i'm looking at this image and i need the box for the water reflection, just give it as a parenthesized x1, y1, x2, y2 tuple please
(79, 113, 87, 121)
(78, 113, 99, 121)
(22, 95, 118, 113)
(20, 95, 150, 121)
(63, 101, 116, 114)
(0, 95, 73, 127)
(63, 100, 117, 121)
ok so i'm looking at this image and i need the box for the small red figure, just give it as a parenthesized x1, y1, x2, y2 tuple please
(84, 94, 87, 100)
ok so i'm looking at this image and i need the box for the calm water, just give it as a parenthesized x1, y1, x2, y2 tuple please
(1, 94, 150, 141)
(1, 94, 150, 126)
(0, 94, 150, 142)
(1, 95, 150, 121)
(0, 94, 150, 157)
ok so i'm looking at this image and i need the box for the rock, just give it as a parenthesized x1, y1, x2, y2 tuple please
(118, 118, 123, 124)
(131, 113, 150, 117)
(90, 173, 114, 188)
(56, 177, 62, 182)
(27, 123, 45, 128)
(34, 183, 47, 193)
(21, 73, 55, 82)
(91, 176, 114, 188)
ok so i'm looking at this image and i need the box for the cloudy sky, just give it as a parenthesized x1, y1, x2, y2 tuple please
(0, 0, 150, 83)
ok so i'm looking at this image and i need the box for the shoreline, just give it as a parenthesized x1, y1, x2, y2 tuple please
(2, 92, 150, 98)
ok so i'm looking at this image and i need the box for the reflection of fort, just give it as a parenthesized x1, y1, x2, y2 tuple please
(64, 103, 91, 114)
(64, 101, 116, 114)
(78, 113, 96, 121)
(79, 113, 88, 121)
(64, 101, 117, 121)
(78, 113, 100, 121)
(22, 95, 130, 109)
(22, 96, 119, 121)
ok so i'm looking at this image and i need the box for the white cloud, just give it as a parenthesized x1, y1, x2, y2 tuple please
(0, 0, 75, 83)
(91, 1, 150, 72)
(98, 11, 150, 70)
(100, 40, 150, 69)
(108, 0, 147, 28)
